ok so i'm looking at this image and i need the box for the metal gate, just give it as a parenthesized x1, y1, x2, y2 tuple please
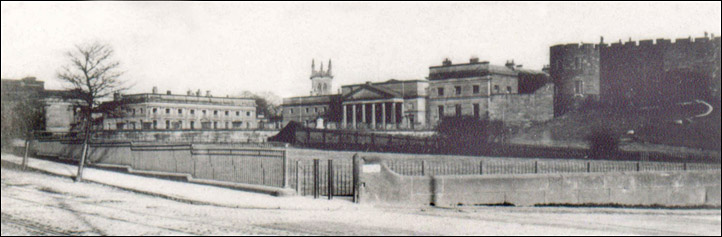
(288, 158, 354, 199)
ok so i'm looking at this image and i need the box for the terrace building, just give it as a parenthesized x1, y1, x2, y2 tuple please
(103, 88, 258, 130)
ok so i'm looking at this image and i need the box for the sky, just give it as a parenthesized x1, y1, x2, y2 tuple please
(2, 2, 720, 99)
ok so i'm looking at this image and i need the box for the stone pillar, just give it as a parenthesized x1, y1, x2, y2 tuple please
(381, 103, 386, 130)
(343, 105, 347, 129)
(399, 102, 405, 129)
(391, 102, 396, 128)
(371, 103, 376, 129)
(352, 104, 357, 129)
(361, 103, 366, 125)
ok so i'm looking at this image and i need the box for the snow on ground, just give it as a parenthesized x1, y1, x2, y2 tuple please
(2, 153, 721, 235)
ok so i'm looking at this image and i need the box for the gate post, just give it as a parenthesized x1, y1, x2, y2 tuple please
(313, 159, 319, 199)
(295, 160, 300, 194)
(282, 149, 289, 188)
(328, 159, 334, 200)
(352, 153, 361, 203)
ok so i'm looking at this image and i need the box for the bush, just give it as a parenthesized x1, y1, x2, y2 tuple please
(586, 128, 619, 159)
(435, 116, 504, 154)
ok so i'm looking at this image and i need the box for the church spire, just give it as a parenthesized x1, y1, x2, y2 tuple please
(327, 59, 332, 76)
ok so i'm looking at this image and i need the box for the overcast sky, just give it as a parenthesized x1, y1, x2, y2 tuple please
(2, 2, 720, 98)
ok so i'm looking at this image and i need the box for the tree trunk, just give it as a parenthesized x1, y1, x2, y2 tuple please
(75, 115, 91, 182)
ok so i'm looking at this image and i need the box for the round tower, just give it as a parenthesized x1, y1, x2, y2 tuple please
(549, 41, 601, 116)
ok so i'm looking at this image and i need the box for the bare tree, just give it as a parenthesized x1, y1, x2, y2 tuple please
(57, 42, 127, 182)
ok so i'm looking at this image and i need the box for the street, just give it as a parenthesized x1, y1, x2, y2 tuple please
(2, 160, 721, 236)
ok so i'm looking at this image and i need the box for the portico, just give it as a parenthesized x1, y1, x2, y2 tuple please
(342, 99, 406, 130)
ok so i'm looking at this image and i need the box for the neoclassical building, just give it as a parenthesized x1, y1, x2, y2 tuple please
(340, 79, 428, 130)
(103, 88, 258, 130)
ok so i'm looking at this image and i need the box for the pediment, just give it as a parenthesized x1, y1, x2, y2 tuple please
(344, 86, 396, 101)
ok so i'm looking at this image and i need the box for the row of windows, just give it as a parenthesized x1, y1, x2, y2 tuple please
(436, 84, 511, 96)
(125, 107, 253, 117)
(114, 120, 247, 130)
(437, 103, 483, 118)
(288, 106, 327, 115)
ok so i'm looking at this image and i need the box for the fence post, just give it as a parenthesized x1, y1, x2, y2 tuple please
(480, 160, 483, 175)
(328, 159, 334, 200)
(295, 160, 300, 194)
(280, 150, 288, 188)
(322, 130, 326, 148)
(683, 162, 687, 171)
(636, 162, 640, 172)
(422, 160, 427, 176)
(307, 130, 312, 145)
(587, 161, 591, 173)
(313, 159, 319, 199)
(534, 160, 538, 174)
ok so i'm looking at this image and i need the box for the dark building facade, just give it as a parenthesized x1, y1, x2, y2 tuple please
(551, 34, 722, 115)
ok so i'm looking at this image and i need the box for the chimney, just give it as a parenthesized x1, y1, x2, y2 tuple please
(187, 89, 192, 95)
(442, 58, 452, 66)
(206, 90, 211, 97)
(505, 60, 515, 69)
(166, 90, 171, 95)
(152, 86, 158, 94)
(196, 89, 201, 96)
(470, 56, 479, 63)
(113, 91, 122, 101)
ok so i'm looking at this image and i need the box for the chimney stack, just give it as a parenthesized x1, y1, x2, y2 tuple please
(196, 89, 201, 96)
(166, 90, 171, 95)
(152, 86, 158, 94)
(442, 58, 452, 66)
(470, 56, 479, 63)
(187, 89, 192, 95)
(206, 90, 211, 97)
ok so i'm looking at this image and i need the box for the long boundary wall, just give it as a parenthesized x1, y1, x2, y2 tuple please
(359, 158, 721, 207)
(29, 140, 293, 195)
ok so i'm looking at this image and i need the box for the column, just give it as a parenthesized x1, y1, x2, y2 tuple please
(381, 103, 386, 130)
(343, 105, 347, 129)
(352, 104, 357, 129)
(399, 102, 408, 127)
(361, 103, 366, 125)
(371, 103, 376, 129)
(391, 102, 396, 128)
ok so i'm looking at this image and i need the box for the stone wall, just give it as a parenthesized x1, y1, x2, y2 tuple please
(488, 83, 554, 124)
(91, 129, 280, 143)
(360, 159, 721, 207)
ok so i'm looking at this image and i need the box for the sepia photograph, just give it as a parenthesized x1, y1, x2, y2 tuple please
(1, 1, 720, 235)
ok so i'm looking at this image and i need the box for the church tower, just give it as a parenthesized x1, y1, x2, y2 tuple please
(310, 59, 333, 96)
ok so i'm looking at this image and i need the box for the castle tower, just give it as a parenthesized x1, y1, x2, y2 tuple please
(310, 59, 334, 96)
(549, 43, 601, 116)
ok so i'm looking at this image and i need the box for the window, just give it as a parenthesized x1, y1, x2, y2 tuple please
(290, 109, 294, 114)
(473, 104, 480, 118)
(225, 122, 229, 129)
(178, 109, 182, 114)
(190, 121, 195, 129)
(506, 86, 512, 94)
(314, 107, 318, 113)
(473, 85, 480, 94)
(305, 108, 309, 113)
(575, 57, 582, 69)
(494, 85, 500, 93)
(166, 120, 170, 129)
(225, 111, 229, 116)
(455, 104, 462, 117)
(140, 108, 144, 114)
(438, 105, 444, 117)
(214, 110, 218, 116)
(574, 80, 584, 95)
(437, 87, 444, 96)
(153, 108, 157, 113)
(190, 109, 195, 115)
(153, 120, 158, 129)
(202, 110, 207, 115)
(165, 108, 170, 114)
(232, 121, 243, 128)
(247, 111, 251, 116)
(236, 111, 240, 116)
(455, 86, 461, 95)
(213, 122, 218, 129)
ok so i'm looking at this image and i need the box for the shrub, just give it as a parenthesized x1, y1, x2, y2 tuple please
(586, 128, 619, 159)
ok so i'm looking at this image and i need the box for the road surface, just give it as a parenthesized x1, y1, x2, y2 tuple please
(2, 161, 720, 235)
